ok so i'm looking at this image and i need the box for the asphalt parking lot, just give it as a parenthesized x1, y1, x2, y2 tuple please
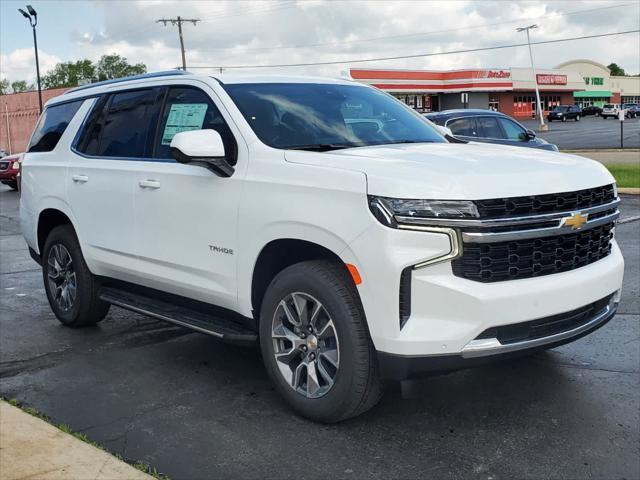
(1, 186, 638, 480)
(520, 115, 640, 150)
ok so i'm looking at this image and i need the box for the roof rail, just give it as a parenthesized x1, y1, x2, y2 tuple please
(65, 70, 189, 94)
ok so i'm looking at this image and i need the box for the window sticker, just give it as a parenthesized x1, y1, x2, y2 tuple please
(161, 103, 208, 145)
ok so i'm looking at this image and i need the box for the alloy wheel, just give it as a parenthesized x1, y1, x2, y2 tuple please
(271, 292, 340, 399)
(47, 244, 76, 311)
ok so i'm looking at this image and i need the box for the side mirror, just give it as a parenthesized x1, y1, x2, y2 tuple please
(523, 129, 536, 140)
(170, 129, 234, 177)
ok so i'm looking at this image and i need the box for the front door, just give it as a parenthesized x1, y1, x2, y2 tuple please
(133, 84, 246, 310)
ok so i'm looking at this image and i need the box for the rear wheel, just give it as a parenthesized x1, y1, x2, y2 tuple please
(259, 260, 381, 423)
(42, 225, 110, 327)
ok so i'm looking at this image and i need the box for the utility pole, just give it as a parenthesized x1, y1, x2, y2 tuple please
(156, 16, 200, 70)
(517, 24, 548, 132)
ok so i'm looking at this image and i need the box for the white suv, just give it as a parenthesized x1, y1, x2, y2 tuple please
(601, 103, 624, 119)
(20, 71, 624, 422)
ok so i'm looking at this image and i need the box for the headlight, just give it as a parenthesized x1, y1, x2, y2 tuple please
(369, 195, 479, 228)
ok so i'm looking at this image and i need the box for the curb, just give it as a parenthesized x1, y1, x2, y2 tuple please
(560, 149, 640, 153)
(619, 188, 640, 195)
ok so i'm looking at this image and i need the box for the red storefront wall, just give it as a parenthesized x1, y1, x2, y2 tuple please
(0, 88, 68, 154)
(496, 91, 574, 118)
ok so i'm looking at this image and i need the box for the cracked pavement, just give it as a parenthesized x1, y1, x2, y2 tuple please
(1, 186, 638, 479)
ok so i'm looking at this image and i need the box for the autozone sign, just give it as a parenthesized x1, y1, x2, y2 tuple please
(487, 70, 510, 78)
(536, 74, 567, 85)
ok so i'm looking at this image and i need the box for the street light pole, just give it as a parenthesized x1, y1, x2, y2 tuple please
(517, 24, 548, 132)
(18, 5, 42, 114)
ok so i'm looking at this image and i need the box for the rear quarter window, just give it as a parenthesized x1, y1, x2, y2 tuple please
(28, 100, 84, 152)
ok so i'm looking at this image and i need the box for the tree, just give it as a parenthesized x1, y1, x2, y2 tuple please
(607, 63, 626, 76)
(10, 80, 31, 93)
(0, 78, 9, 95)
(95, 54, 146, 81)
(41, 59, 96, 89)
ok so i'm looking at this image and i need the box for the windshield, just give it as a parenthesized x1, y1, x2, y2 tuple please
(604, 104, 615, 108)
(223, 83, 446, 150)
(553, 106, 569, 112)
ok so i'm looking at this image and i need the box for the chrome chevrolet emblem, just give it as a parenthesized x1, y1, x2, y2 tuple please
(563, 212, 588, 230)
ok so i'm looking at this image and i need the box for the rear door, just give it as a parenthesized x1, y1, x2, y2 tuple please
(67, 88, 163, 279)
(446, 117, 478, 142)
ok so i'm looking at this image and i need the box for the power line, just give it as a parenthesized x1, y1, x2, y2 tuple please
(195, 2, 637, 53)
(157, 17, 200, 71)
(187, 30, 640, 70)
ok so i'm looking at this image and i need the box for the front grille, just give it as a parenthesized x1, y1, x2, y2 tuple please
(0, 161, 9, 171)
(474, 294, 613, 345)
(452, 222, 614, 282)
(474, 184, 615, 219)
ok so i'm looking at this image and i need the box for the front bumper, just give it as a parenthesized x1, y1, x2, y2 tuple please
(378, 294, 618, 380)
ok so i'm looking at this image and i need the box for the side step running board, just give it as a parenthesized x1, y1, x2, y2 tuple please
(99, 287, 257, 345)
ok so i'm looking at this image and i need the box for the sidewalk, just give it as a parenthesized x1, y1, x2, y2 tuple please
(0, 400, 153, 480)
(561, 149, 640, 165)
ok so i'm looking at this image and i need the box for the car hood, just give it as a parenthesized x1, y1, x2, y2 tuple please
(284, 142, 614, 199)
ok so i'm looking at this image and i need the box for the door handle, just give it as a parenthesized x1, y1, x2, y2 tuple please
(72, 174, 89, 183)
(138, 179, 161, 189)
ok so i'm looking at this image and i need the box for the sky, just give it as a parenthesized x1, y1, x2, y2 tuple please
(1, 0, 639, 84)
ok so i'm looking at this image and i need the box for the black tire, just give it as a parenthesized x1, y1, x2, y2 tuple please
(575, 115, 580, 121)
(42, 225, 110, 327)
(561, 115, 566, 122)
(259, 260, 382, 423)
(548, 118, 552, 122)
(5, 181, 18, 190)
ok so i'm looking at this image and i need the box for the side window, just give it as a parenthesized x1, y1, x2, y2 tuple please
(28, 100, 84, 152)
(154, 87, 238, 165)
(447, 118, 476, 137)
(498, 118, 526, 141)
(98, 89, 162, 158)
(75, 95, 109, 155)
(475, 116, 504, 139)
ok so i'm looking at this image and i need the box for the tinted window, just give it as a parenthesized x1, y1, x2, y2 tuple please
(447, 118, 476, 137)
(223, 83, 445, 150)
(476, 117, 503, 138)
(498, 118, 526, 140)
(154, 87, 237, 164)
(96, 89, 162, 158)
(75, 96, 109, 155)
(553, 106, 569, 112)
(28, 100, 83, 152)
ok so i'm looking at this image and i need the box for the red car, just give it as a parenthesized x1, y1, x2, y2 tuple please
(0, 153, 22, 190)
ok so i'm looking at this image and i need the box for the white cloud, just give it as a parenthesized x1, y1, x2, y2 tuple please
(0, 48, 61, 83)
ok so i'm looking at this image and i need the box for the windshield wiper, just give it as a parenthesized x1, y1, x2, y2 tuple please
(287, 143, 360, 152)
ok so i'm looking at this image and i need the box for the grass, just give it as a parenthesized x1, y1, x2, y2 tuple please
(606, 163, 640, 188)
(3, 397, 170, 480)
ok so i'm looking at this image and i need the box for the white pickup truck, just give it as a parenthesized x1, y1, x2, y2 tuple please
(20, 71, 623, 422)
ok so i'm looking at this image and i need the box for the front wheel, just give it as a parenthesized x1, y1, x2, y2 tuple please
(259, 260, 381, 423)
(575, 115, 580, 121)
(561, 115, 566, 122)
(42, 225, 110, 327)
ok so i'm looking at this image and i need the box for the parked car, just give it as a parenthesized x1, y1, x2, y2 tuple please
(601, 104, 624, 119)
(547, 105, 582, 122)
(581, 105, 602, 116)
(622, 103, 638, 118)
(0, 149, 8, 158)
(425, 109, 558, 151)
(20, 71, 623, 422)
(0, 153, 22, 190)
